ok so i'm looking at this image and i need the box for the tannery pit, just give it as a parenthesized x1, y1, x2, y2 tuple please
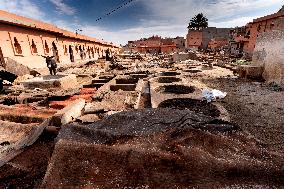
(158, 98, 221, 118)
(156, 85, 195, 94)
(157, 76, 182, 83)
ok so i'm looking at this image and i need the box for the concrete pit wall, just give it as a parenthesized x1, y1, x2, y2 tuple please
(22, 74, 78, 90)
(252, 30, 284, 85)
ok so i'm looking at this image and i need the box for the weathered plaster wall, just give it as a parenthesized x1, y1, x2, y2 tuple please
(186, 30, 202, 49)
(186, 28, 231, 49)
(253, 30, 284, 85)
(202, 28, 231, 49)
(0, 23, 119, 70)
(244, 16, 284, 56)
(0, 24, 54, 69)
(208, 39, 228, 50)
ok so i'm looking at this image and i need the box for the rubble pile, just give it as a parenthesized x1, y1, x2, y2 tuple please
(41, 109, 284, 188)
(0, 51, 283, 188)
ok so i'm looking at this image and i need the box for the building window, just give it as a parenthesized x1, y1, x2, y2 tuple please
(13, 37, 22, 55)
(246, 30, 250, 37)
(257, 24, 261, 32)
(87, 47, 91, 58)
(31, 39, 38, 54)
(64, 45, 68, 54)
(91, 48, 94, 58)
(270, 22, 275, 29)
(44, 41, 49, 54)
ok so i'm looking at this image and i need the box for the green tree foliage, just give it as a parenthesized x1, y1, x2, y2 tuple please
(188, 13, 208, 30)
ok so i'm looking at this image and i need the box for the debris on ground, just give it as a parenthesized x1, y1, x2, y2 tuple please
(202, 88, 227, 102)
(0, 51, 283, 188)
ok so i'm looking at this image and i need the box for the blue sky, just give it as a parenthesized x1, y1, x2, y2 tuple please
(0, 0, 283, 45)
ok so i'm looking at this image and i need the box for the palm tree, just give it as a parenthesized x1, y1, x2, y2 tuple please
(187, 13, 208, 30)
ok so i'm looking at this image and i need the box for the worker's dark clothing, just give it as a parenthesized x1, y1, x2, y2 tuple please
(106, 49, 111, 61)
(43, 56, 57, 75)
(0, 78, 3, 91)
(47, 59, 57, 75)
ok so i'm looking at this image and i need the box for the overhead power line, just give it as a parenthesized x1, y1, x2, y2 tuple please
(95, 0, 136, 22)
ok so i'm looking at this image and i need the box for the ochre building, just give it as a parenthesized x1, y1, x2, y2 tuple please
(0, 10, 119, 71)
(232, 6, 284, 57)
(127, 36, 177, 54)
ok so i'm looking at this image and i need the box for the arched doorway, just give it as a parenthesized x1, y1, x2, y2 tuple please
(0, 47, 4, 67)
(79, 45, 83, 60)
(87, 47, 91, 59)
(52, 42, 60, 62)
(14, 37, 22, 54)
(91, 48, 94, 58)
(69, 45, 74, 62)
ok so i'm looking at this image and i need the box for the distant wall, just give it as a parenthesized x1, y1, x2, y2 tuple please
(186, 30, 202, 49)
(252, 30, 284, 85)
(186, 28, 231, 50)
(172, 37, 185, 52)
(202, 28, 231, 49)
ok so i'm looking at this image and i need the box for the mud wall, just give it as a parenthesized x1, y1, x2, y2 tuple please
(252, 30, 284, 85)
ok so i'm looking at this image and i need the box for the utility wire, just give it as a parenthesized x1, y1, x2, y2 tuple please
(95, 0, 136, 22)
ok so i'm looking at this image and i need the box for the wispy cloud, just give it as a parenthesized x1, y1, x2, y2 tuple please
(77, 0, 283, 44)
(0, 0, 44, 20)
(210, 16, 261, 28)
(80, 24, 187, 46)
(0, 0, 283, 45)
(49, 0, 76, 15)
(143, 0, 284, 25)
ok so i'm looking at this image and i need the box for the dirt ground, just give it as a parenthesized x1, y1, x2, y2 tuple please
(0, 131, 56, 188)
(180, 65, 283, 153)
(41, 109, 284, 188)
(0, 63, 284, 188)
(202, 73, 284, 153)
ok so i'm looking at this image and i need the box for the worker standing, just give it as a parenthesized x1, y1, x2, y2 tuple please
(42, 55, 57, 75)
